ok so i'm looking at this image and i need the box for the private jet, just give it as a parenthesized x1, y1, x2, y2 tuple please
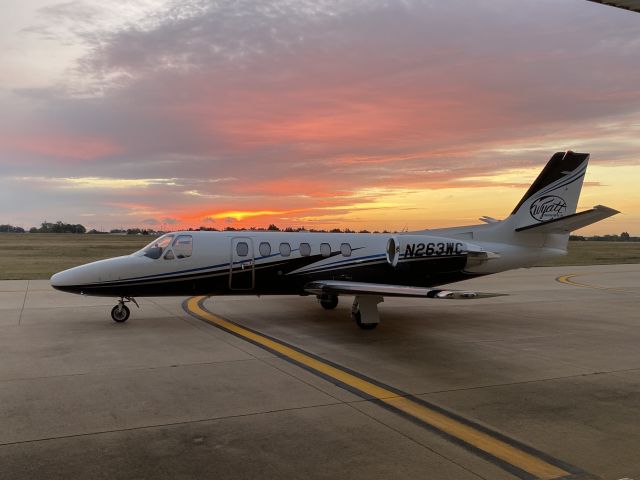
(51, 151, 619, 329)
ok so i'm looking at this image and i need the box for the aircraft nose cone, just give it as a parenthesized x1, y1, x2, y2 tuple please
(50, 269, 82, 293)
(50, 255, 135, 295)
(50, 270, 67, 287)
(50, 270, 65, 284)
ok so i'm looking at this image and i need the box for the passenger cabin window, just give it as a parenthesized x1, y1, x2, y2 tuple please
(142, 234, 174, 260)
(300, 242, 311, 257)
(164, 250, 175, 260)
(236, 241, 249, 257)
(173, 235, 193, 259)
(340, 243, 352, 257)
(279, 242, 291, 257)
(259, 242, 271, 257)
(320, 243, 331, 258)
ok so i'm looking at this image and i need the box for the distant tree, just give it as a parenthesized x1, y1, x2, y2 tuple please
(267, 224, 280, 231)
(0, 224, 25, 233)
(29, 227, 38, 233)
(569, 235, 586, 241)
(621, 232, 630, 241)
(110, 229, 125, 234)
(34, 221, 86, 233)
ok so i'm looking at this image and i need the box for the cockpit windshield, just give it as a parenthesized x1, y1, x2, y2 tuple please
(139, 234, 174, 259)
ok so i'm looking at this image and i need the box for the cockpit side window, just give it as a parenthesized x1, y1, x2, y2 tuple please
(142, 234, 174, 260)
(172, 235, 193, 259)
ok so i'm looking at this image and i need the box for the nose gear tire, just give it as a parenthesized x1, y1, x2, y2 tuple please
(111, 305, 130, 323)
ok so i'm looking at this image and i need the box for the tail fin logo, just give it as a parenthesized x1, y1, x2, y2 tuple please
(530, 195, 567, 222)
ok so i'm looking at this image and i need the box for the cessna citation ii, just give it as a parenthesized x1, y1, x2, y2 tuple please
(51, 151, 618, 329)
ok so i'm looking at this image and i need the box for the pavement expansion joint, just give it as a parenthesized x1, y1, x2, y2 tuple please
(0, 402, 344, 448)
(17, 279, 29, 325)
(0, 357, 262, 385)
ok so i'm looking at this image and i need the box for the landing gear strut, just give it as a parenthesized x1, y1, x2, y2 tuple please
(111, 297, 139, 323)
(318, 294, 338, 310)
(351, 295, 383, 330)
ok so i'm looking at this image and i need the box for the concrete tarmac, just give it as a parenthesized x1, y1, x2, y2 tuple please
(0, 265, 639, 480)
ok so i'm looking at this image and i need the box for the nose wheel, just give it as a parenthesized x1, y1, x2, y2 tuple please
(111, 304, 130, 322)
(111, 297, 138, 323)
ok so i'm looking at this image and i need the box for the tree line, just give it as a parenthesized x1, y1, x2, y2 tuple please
(569, 232, 638, 242)
(1, 221, 87, 233)
(0, 222, 638, 240)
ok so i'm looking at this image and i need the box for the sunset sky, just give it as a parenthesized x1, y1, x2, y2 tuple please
(0, 0, 638, 234)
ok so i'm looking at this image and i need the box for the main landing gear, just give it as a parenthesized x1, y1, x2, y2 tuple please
(318, 294, 339, 310)
(317, 293, 384, 329)
(111, 297, 139, 323)
(351, 295, 383, 330)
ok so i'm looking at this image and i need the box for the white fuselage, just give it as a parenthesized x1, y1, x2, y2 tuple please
(50, 229, 563, 298)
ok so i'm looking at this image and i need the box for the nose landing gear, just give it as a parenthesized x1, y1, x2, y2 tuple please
(111, 297, 139, 323)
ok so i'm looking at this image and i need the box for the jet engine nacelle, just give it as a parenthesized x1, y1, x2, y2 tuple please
(386, 234, 470, 267)
(386, 234, 500, 269)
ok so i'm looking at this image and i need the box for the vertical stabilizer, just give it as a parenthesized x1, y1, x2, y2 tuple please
(510, 151, 589, 230)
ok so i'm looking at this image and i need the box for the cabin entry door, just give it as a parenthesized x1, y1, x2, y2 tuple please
(229, 237, 255, 290)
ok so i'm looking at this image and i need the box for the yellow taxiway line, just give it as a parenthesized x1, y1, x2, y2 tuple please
(185, 295, 586, 480)
(557, 273, 635, 294)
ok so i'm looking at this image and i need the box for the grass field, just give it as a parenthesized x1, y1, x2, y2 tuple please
(0, 233, 154, 280)
(534, 241, 640, 267)
(0, 233, 638, 280)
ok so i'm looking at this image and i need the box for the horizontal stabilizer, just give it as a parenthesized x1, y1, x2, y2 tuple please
(304, 280, 504, 299)
(515, 205, 619, 233)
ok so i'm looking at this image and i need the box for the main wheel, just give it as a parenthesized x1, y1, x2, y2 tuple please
(111, 304, 130, 323)
(352, 308, 378, 330)
(319, 294, 338, 310)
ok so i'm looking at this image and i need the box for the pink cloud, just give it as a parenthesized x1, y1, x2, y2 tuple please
(0, 133, 121, 161)
(1, 0, 638, 232)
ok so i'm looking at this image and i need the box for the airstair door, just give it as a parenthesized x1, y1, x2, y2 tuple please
(229, 237, 255, 290)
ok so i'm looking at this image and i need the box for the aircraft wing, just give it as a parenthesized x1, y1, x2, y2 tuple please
(586, 1, 640, 14)
(515, 205, 619, 233)
(304, 280, 505, 299)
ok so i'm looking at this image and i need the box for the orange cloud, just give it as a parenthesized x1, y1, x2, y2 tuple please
(202, 210, 293, 222)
